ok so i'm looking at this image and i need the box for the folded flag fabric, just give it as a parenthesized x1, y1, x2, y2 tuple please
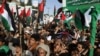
(74, 10, 85, 30)
(0, 2, 15, 31)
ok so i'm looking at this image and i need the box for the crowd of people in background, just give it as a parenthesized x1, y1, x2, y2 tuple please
(0, 18, 100, 56)
(0, 0, 99, 56)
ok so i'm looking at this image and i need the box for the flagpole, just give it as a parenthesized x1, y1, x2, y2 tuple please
(54, 6, 56, 17)
(17, 0, 26, 55)
(16, 4, 23, 56)
(47, 7, 49, 16)
(89, 7, 98, 56)
(21, 0, 27, 54)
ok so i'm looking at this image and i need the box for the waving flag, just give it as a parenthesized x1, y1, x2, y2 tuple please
(74, 10, 85, 30)
(26, 8, 31, 26)
(61, 12, 66, 20)
(19, 8, 26, 18)
(38, 0, 45, 23)
(0, 0, 16, 31)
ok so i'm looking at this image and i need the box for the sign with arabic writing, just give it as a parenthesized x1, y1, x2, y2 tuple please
(66, 0, 100, 12)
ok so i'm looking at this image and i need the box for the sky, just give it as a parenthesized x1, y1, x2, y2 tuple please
(20, 0, 62, 15)
(39, 0, 62, 15)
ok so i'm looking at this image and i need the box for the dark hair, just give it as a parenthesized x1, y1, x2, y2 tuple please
(0, 35, 5, 42)
(40, 37, 48, 44)
(12, 38, 20, 47)
(31, 34, 40, 41)
(77, 42, 85, 48)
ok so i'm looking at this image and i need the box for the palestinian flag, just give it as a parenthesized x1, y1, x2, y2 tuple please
(61, 12, 66, 20)
(74, 10, 85, 30)
(26, 8, 31, 26)
(54, 7, 62, 22)
(38, 0, 45, 22)
(19, 8, 27, 27)
(0, 1, 15, 31)
(54, 12, 62, 22)
(19, 8, 26, 18)
(64, 14, 75, 29)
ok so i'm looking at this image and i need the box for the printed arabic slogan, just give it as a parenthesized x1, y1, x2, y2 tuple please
(66, 0, 100, 13)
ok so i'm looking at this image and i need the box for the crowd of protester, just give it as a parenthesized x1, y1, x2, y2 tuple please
(0, 19, 100, 56)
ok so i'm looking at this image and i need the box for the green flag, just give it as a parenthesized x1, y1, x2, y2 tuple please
(89, 7, 98, 56)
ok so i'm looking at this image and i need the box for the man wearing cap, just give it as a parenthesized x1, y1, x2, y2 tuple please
(37, 43, 50, 56)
